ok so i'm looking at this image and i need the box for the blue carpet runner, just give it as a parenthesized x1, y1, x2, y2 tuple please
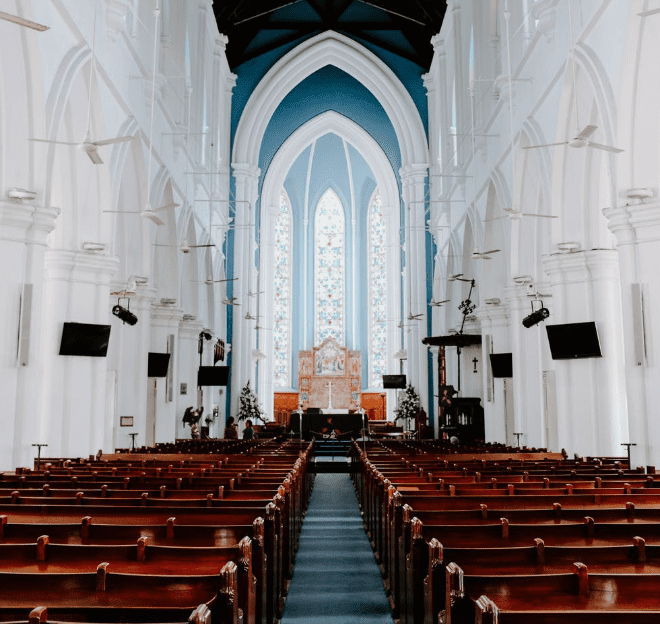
(280, 473, 392, 624)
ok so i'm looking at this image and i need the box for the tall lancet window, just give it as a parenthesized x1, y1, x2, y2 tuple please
(273, 190, 292, 387)
(369, 189, 387, 387)
(315, 189, 345, 345)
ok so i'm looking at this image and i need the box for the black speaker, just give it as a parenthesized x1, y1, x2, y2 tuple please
(382, 374, 406, 389)
(148, 352, 171, 377)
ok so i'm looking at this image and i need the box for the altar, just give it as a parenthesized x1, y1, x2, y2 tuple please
(298, 337, 361, 412)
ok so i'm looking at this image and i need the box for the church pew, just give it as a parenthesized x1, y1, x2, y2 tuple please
(0, 537, 258, 624)
(448, 564, 660, 624)
(0, 563, 240, 624)
(0, 604, 212, 624)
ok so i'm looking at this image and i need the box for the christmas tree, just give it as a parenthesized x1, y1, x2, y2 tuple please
(237, 380, 265, 423)
(395, 383, 420, 429)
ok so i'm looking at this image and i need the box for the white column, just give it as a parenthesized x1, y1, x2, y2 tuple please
(400, 165, 430, 411)
(212, 35, 236, 196)
(505, 282, 546, 449)
(111, 284, 156, 452)
(475, 303, 510, 444)
(447, 0, 466, 164)
(36, 250, 119, 460)
(605, 203, 659, 466)
(150, 302, 183, 443)
(231, 164, 260, 416)
(177, 317, 204, 439)
(429, 345, 440, 438)
(0, 201, 60, 470)
(542, 251, 628, 457)
(260, 203, 278, 420)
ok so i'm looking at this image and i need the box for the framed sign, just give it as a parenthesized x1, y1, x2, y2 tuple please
(120, 416, 133, 427)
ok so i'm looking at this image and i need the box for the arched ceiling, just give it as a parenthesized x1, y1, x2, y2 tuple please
(214, 0, 446, 69)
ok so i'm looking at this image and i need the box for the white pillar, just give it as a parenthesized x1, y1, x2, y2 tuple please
(231, 164, 260, 416)
(475, 302, 510, 444)
(36, 250, 119, 460)
(400, 165, 430, 411)
(150, 301, 183, 443)
(605, 203, 658, 466)
(0, 201, 60, 470)
(177, 317, 204, 439)
(505, 282, 546, 449)
(542, 250, 628, 457)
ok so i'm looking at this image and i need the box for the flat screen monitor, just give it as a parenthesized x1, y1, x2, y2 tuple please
(197, 365, 229, 386)
(546, 322, 602, 360)
(59, 322, 111, 357)
(148, 352, 171, 377)
(382, 374, 406, 389)
(490, 353, 513, 378)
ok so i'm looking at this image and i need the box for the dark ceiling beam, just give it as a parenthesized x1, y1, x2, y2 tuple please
(339, 27, 424, 66)
(305, 0, 328, 20)
(334, 0, 358, 22)
(256, 21, 403, 29)
(397, 21, 434, 66)
(229, 27, 323, 68)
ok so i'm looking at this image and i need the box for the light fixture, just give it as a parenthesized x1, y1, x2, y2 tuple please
(522, 300, 550, 328)
(200, 330, 212, 341)
(112, 297, 138, 325)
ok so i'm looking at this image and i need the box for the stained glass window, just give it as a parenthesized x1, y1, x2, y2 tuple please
(369, 189, 387, 387)
(315, 189, 345, 345)
(273, 190, 292, 387)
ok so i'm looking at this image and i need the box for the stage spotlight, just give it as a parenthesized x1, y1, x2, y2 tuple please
(112, 304, 138, 326)
(522, 306, 550, 328)
(200, 331, 212, 341)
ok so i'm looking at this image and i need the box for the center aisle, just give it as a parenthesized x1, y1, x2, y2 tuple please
(281, 473, 392, 624)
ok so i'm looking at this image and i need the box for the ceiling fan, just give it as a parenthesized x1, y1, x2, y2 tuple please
(0, 10, 49, 31)
(471, 248, 501, 260)
(244, 311, 261, 321)
(429, 298, 450, 307)
(203, 277, 237, 285)
(222, 297, 240, 306)
(104, 201, 179, 225)
(248, 290, 265, 297)
(29, 0, 133, 163)
(501, 206, 558, 220)
(154, 239, 215, 254)
(523, 124, 623, 153)
(447, 273, 473, 283)
(523, 2, 622, 154)
(639, 8, 660, 17)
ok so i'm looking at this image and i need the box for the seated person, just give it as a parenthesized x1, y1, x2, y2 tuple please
(242, 419, 254, 440)
(224, 416, 238, 439)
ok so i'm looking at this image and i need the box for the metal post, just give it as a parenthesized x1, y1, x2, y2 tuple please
(621, 443, 636, 469)
(31, 443, 48, 470)
(129, 433, 138, 451)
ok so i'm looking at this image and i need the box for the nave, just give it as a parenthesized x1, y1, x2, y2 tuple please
(5, 436, 660, 623)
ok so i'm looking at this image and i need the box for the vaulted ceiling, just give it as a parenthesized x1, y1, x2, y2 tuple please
(214, 0, 446, 70)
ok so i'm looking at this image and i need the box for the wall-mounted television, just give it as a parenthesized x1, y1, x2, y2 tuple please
(148, 352, 171, 377)
(383, 374, 406, 389)
(490, 353, 513, 378)
(59, 322, 111, 357)
(545, 322, 602, 360)
(197, 365, 229, 386)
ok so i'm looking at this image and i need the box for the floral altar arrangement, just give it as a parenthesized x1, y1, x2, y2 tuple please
(395, 383, 420, 430)
(237, 380, 265, 423)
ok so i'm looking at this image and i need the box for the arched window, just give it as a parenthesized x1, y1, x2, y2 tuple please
(273, 190, 292, 387)
(368, 188, 387, 387)
(315, 189, 345, 345)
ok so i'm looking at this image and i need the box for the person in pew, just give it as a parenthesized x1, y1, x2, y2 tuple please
(224, 416, 238, 439)
(242, 419, 254, 440)
(190, 423, 200, 440)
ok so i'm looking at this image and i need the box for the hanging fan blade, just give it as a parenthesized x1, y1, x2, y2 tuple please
(430, 299, 450, 307)
(523, 141, 569, 150)
(586, 141, 624, 154)
(576, 125, 598, 141)
(519, 213, 559, 219)
(248, 290, 265, 297)
(0, 11, 49, 31)
(140, 209, 164, 226)
(222, 298, 239, 306)
(407, 313, 423, 320)
(152, 202, 180, 213)
(189, 244, 216, 249)
(206, 277, 237, 284)
(93, 135, 134, 147)
(29, 138, 79, 146)
(639, 8, 660, 16)
(84, 147, 103, 164)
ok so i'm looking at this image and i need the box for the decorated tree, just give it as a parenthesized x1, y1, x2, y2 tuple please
(395, 383, 420, 430)
(237, 380, 265, 423)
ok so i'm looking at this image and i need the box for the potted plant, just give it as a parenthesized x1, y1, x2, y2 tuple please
(395, 383, 420, 431)
(237, 380, 265, 424)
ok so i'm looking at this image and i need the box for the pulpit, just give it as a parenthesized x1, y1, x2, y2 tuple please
(298, 337, 361, 412)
